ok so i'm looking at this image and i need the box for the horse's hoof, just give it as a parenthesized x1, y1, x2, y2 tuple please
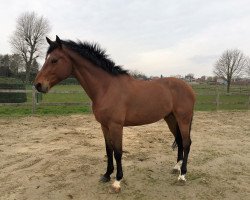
(99, 175, 111, 183)
(178, 174, 186, 183)
(109, 186, 121, 193)
(110, 180, 121, 193)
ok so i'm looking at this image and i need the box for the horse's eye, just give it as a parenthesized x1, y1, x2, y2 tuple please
(51, 59, 58, 64)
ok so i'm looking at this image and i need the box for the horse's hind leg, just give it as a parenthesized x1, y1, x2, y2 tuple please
(164, 114, 183, 173)
(173, 125, 183, 173)
(175, 114, 193, 182)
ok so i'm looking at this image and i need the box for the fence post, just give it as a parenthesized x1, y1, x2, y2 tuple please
(32, 86, 36, 114)
(216, 88, 220, 111)
(248, 95, 250, 110)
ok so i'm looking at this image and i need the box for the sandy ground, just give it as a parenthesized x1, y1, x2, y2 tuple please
(0, 111, 249, 200)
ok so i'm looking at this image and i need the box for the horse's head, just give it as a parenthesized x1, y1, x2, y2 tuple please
(34, 35, 73, 93)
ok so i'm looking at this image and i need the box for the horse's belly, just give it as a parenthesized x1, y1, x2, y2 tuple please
(124, 117, 162, 126)
(124, 104, 170, 126)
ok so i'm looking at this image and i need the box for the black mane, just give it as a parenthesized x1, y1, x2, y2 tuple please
(47, 40, 129, 76)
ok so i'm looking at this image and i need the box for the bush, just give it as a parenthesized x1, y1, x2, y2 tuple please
(0, 77, 27, 103)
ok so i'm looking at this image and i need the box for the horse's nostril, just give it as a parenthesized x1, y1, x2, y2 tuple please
(35, 83, 42, 92)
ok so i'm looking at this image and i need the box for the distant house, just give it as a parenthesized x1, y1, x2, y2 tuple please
(232, 78, 250, 85)
(216, 77, 226, 85)
(170, 74, 183, 79)
(196, 76, 207, 83)
(184, 74, 195, 82)
(149, 76, 160, 80)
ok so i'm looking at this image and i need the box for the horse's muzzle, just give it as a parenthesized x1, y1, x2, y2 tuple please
(34, 83, 48, 93)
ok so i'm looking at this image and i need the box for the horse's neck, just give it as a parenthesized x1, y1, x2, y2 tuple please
(70, 53, 113, 102)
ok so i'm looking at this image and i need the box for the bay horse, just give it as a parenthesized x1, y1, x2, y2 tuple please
(34, 36, 195, 192)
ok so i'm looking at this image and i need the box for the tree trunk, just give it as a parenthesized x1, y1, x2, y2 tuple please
(25, 45, 35, 84)
(25, 62, 31, 84)
(227, 80, 231, 93)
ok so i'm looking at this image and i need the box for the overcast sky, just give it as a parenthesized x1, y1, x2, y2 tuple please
(0, 0, 250, 77)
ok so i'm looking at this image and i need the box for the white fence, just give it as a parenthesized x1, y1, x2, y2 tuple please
(0, 87, 91, 114)
(0, 87, 250, 114)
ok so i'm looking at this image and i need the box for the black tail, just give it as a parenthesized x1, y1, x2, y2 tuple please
(172, 141, 177, 150)
(172, 124, 182, 150)
(189, 115, 193, 134)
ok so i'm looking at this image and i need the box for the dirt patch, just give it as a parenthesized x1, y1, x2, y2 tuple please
(0, 111, 249, 200)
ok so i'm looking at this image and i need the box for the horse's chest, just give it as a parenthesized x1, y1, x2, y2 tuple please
(92, 106, 106, 124)
(92, 103, 125, 126)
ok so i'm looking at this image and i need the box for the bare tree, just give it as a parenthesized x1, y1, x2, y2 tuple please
(213, 49, 249, 93)
(246, 60, 250, 78)
(10, 11, 51, 84)
(0, 55, 12, 77)
(130, 70, 149, 80)
(185, 73, 195, 82)
(10, 54, 24, 75)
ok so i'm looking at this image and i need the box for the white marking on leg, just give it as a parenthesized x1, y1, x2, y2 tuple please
(173, 160, 183, 171)
(178, 174, 186, 182)
(112, 180, 121, 192)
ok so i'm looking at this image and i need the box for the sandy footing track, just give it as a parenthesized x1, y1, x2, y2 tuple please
(0, 111, 249, 200)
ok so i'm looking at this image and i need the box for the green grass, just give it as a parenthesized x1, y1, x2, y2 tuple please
(0, 105, 91, 116)
(0, 84, 249, 116)
(0, 84, 91, 116)
(35, 105, 91, 115)
(192, 84, 250, 111)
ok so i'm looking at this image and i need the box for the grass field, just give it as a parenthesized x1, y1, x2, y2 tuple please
(0, 84, 249, 116)
(193, 84, 250, 111)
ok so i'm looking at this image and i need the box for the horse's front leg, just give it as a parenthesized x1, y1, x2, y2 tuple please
(109, 123, 123, 192)
(100, 125, 114, 182)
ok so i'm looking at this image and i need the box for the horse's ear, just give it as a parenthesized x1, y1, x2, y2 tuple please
(56, 35, 62, 48)
(46, 37, 52, 45)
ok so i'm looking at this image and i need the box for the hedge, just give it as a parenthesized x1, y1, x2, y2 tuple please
(0, 77, 27, 103)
